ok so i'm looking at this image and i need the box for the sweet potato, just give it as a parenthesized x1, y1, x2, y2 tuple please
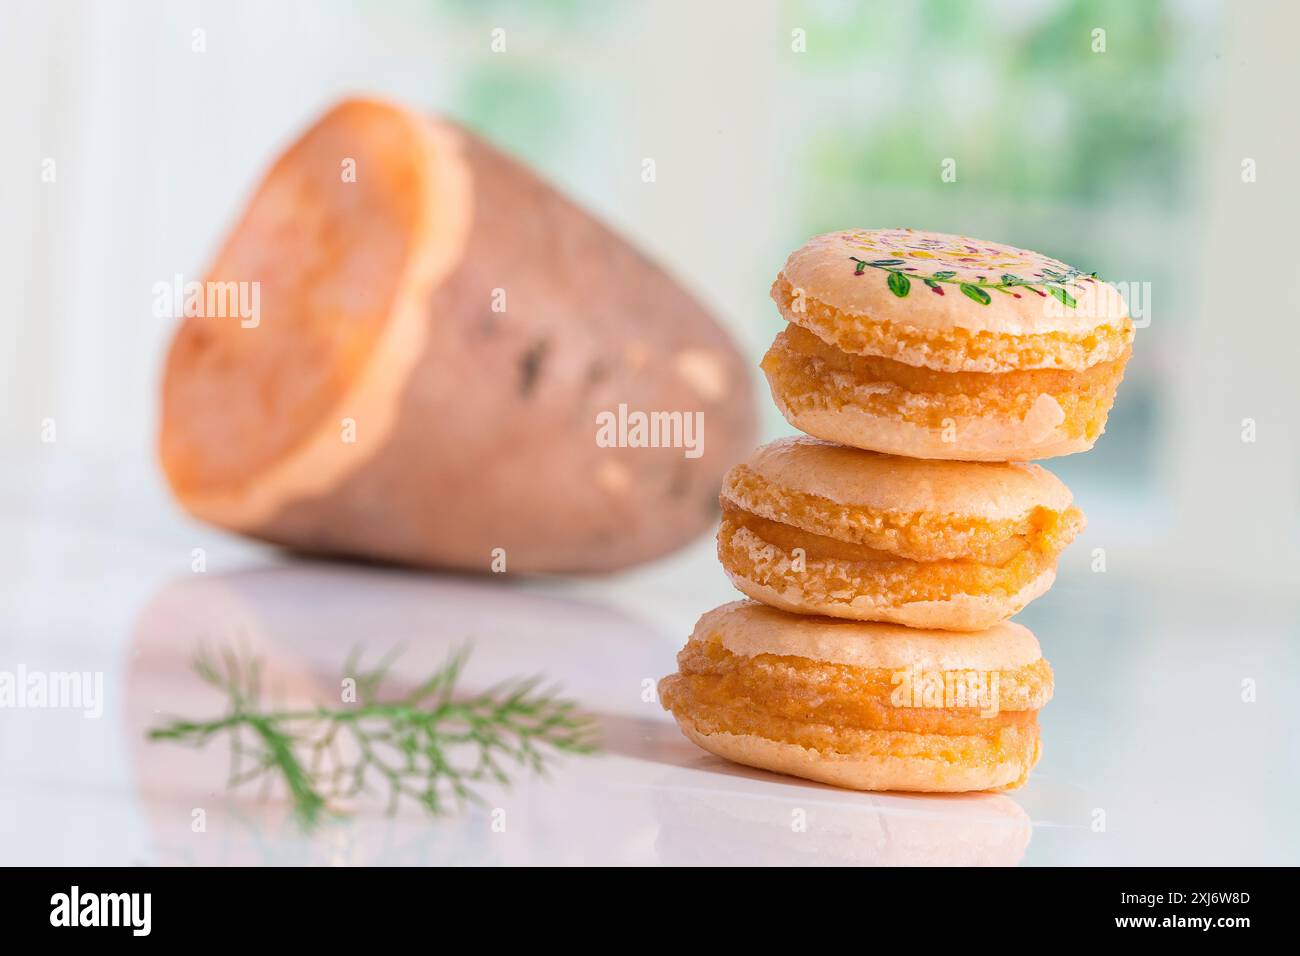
(159, 98, 756, 572)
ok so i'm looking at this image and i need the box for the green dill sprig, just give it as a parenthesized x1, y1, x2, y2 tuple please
(148, 645, 599, 826)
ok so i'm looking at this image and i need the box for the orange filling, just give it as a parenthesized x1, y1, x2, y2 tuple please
(722, 464, 1082, 563)
(763, 324, 1129, 440)
(659, 638, 1048, 767)
(718, 508, 1068, 606)
(772, 275, 1132, 373)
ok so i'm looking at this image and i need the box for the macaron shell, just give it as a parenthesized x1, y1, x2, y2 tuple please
(738, 435, 1073, 518)
(693, 600, 1043, 669)
(676, 718, 1039, 793)
(771, 391, 1095, 461)
(781, 228, 1126, 337)
(721, 561, 1056, 632)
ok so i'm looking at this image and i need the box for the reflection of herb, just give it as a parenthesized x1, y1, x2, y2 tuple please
(850, 257, 1096, 306)
(148, 647, 598, 826)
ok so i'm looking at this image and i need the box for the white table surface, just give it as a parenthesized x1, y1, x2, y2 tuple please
(2, 455, 1297, 866)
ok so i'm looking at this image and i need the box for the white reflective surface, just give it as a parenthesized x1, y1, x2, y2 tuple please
(2, 456, 1297, 866)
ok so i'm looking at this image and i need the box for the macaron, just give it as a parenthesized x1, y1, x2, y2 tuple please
(718, 436, 1083, 631)
(763, 228, 1134, 460)
(659, 601, 1053, 792)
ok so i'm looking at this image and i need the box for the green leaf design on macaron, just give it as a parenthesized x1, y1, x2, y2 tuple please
(847, 257, 1090, 308)
(887, 271, 911, 298)
(1049, 286, 1078, 308)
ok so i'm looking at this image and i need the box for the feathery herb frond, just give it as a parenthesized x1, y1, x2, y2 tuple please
(148, 646, 598, 826)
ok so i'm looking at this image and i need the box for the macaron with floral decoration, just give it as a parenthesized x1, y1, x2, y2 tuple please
(762, 228, 1134, 461)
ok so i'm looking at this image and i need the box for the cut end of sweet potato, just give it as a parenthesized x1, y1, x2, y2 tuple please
(159, 99, 464, 511)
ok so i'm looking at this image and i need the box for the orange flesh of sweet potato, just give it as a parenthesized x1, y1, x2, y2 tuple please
(163, 103, 420, 495)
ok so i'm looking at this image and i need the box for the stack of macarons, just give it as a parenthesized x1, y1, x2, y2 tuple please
(661, 228, 1133, 793)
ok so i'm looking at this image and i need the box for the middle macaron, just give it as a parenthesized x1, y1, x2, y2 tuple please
(718, 436, 1084, 631)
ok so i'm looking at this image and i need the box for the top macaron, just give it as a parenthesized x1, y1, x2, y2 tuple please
(763, 228, 1135, 461)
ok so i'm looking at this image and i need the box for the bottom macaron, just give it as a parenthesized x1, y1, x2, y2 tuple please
(659, 601, 1053, 793)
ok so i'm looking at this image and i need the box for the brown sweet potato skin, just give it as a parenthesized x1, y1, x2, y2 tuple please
(166, 108, 757, 573)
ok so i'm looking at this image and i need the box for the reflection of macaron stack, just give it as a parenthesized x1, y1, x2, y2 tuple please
(661, 228, 1134, 792)
(651, 765, 1034, 866)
